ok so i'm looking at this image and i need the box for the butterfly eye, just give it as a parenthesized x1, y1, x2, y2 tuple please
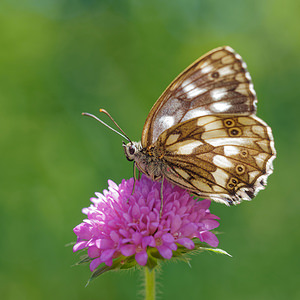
(123, 142, 140, 162)
(129, 145, 136, 155)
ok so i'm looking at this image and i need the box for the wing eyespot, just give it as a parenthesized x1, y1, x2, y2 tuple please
(229, 127, 242, 136)
(228, 183, 234, 189)
(211, 72, 219, 78)
(236, 164, 246, 175)
(241, 150, 248, 158)
(231, 178, 238, 184)
(227, 177, 239, 190)
(224, 118, 235, 127)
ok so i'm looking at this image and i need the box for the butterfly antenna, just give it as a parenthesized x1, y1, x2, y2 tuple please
(99, 109, 132, 143)
(82, 111, 131, 142)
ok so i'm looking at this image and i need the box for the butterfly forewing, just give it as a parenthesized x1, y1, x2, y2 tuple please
(142, 46, 257, 147)
(155, 115, 275, 204)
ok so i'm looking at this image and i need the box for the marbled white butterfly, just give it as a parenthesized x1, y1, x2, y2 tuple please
(84, 46, 276, 205)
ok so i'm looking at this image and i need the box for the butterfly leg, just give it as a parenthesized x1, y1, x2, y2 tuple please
(132, 162, 138, 195)
(159, 177, 164, 217)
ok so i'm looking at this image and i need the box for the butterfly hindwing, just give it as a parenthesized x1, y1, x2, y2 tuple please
(142, 46, 257, 147)
(155, 115, 275, 205)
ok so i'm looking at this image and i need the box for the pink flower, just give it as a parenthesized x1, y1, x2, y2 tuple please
(73, 175, 220, 272)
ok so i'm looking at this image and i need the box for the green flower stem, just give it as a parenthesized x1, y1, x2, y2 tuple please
(145, 267, 155, 300)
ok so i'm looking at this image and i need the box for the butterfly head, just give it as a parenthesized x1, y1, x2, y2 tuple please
(123, 141, 142, 161)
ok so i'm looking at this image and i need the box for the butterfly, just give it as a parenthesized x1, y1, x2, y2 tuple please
(84, 46, 276, 205)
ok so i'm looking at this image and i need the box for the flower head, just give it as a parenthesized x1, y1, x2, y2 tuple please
(73, 175, 220, 272)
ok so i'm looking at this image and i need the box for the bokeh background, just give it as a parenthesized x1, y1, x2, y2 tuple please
(1, 0, 299, 299)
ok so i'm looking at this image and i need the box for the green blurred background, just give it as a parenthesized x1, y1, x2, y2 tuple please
(1, 0, 299, 299)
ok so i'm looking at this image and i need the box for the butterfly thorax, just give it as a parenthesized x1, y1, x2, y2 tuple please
(123, 141, 165, 181)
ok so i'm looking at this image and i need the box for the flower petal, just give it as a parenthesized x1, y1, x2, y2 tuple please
(120, 244, 136, 256)
(73, 240, 88, 252)
(96, 238, 114, 249)
(180, 223, 198, 236)
(108, 179, 119, 190)
(198, 199, 211, 209)
(131, 203, 141, 219)
(200, 231, 219, 247)
(142, 236, 155, 248)
(169, 243, 177, 251)
(162, 233, 174, 243)
(100, 249, 115, 262)
(135, 251, 148, 266)
(90, 257, 102, 272)
(73, 223, 91, 239)
(88, 246, 101, 258)
(110, 231, 120, 242)
(170, 215, 182, 233)
(157, 245, 173, 259)
(200, 219, 220, 230)
(132, 232, 142, 245)
(177, 238, 195, 249)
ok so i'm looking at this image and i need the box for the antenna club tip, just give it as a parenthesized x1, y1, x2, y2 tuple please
(99, 108, 109, 115)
